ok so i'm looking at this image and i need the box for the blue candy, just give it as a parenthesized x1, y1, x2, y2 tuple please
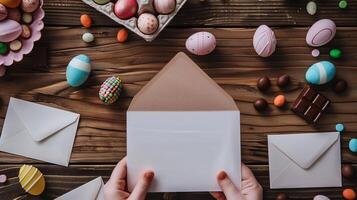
(349, 138, 357, 153)
(305, 61, 336, 85)
(66, 54, 91, 87)
(336, 123, 345, 132)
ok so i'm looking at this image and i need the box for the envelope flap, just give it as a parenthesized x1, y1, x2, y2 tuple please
(55, 177, 103, 200)
(271, 132, 339, 169)
(10, 98, 79, 142)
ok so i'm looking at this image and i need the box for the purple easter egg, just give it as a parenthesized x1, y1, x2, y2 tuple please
(253, 25, 277, 57)
(186, 32, 216, 56)
(0, 19, 22, 43)
(306, 19, 336, 47)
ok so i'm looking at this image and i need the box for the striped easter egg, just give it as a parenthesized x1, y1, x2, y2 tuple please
(66, 54, 91, 87)
(305, 61, 336, 85)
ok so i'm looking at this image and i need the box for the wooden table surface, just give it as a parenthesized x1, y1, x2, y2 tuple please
(1, 0, 357, 199)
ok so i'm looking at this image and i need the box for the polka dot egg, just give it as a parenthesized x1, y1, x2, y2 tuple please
(305, 61, 336, 85)
(186, 31, 216, 56)
(137, 13, 159, 35)
(66, 54, 91, 87)
(99, 76, 123, 104)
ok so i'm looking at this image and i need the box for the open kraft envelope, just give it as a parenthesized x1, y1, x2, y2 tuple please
(268, 132, 342, 189)
(55, 177, 104, 200)
(127, 52, 241, 192)
(0, 97, 80, 166)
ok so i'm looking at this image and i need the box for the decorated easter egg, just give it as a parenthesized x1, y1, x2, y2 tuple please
(114, 0, 138, 20)
(66, 54, 91, 87)
(306, 19, 336, 47)
(137, 13, 159, 35)
(313, 195, 330, 200)
(305, 61, 336, 85)
(154, 0, 176, 14)
(0, 3, 7, 21)
(99, 76, 123, 104)
(185, 31, 216, 56)
(18, 165, 45, 196)
(0, 19, 22, 42)
(0, 0, 21, 8)
(253, 25, 277, 57)
(21, 0, 40, 13)
(349, 139, 357, 153)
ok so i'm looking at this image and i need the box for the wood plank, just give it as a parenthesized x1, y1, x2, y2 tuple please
(1, 27, 357, 164)
(0, 164, 352, 200)
(42, 0, 357, 27)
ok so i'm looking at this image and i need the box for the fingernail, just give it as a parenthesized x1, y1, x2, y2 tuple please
(217, 171, 227, 181)
(144, 171, 154, 181)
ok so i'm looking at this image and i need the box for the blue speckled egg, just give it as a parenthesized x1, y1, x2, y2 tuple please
(349, 138, 357, 153)
(66, 54, 91, 87)
(305, 61, 336, 85)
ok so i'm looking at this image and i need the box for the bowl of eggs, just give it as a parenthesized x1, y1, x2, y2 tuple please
(82, 0, 187, 42)
(0, 0, 44, 67)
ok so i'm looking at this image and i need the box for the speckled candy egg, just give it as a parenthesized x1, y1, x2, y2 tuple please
(137, 13, 159, 35)
(99, 76, 123, 104)
(305, 61, 336, 85)
(114, 0, 138, 20)
(0, 4, 7, 21)
(21, 0, 40, 13)
(154, 0, 176, 14)
(313, 195, 330, 200)
(0, 0, 21, 8)
(185, 31, 216, 56)
(306, 19, 336, 47)
(0, 19, 22, 42)
(253, 25, 277, 57)
(66, 54, 91, 87)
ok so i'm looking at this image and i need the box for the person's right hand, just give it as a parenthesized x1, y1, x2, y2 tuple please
(210, 164, 263, 200)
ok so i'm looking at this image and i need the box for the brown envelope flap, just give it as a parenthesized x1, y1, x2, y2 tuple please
(128, 52, 238, 111)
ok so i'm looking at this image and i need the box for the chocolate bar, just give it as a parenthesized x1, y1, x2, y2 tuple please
(291, 85, 331, 124)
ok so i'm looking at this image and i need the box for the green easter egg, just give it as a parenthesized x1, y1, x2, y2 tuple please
(0, 43, 8, 55)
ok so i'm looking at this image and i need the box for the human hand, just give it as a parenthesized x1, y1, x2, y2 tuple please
(104, 157, 154, 200)
(210, 164, 263, 200)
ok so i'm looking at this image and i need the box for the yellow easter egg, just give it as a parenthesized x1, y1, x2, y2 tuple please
(0, 0, 21, 8)
(18, 165, 46, 196)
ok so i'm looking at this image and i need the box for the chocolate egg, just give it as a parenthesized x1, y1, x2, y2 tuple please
(0, 19, 22, 42)
(21, 0, 39, 13)
(154, 0, 176, 14)
(7, 8, 21, 22)
(137, 13, 159, 35)
(305, 61, 336, 85)
(186, 31, 216, 56)
(342, 164, 354, 178)
(114, 0, 138, 20)
(0, 0, 21, 8)
(253, 25, 277, 57)
(306, 19, 336, 47)
(0, 3, 7, 21)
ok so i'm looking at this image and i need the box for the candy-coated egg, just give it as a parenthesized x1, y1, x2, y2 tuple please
(185, 31, 216, 56)
(21, 0, 39, 13)
(343, 188, 356, 200)
(253, 25, 277, 57)
(18, 165, 45, 196)
(305, 61, 336, 85)
(0, 0, 21, 8)
(137, 13, 159, 35)
(80, 14, 92, 28)
(66, 54, 91, 87)
(0, 19, 22, 42)
(349, 139, 357, 153)
(114, 0, 138, 20)
(313, 195, 330, 200)
(117, 28, 128, 43)
(99, 76, 124, 104)
(306, 19, 336, 47)
(154, 0, 176, 14)
(0, 3, 7, 21)
(7, 8, 21, 22)
(82, 32, 94, 43)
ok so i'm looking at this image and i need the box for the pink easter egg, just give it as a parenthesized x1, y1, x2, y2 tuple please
(306, 19, 336, 47)
(154, 0, 176, 14)
(21, 0, 40, 13)
(185, 31, 216, 56)
(253, 25, 277, 57)
(0, 3, 7, 21)
(7, 8, 21, 22)
(0, 19, 22, 42)
(114, 0, 138, 20)
(137, 13, 159, 35)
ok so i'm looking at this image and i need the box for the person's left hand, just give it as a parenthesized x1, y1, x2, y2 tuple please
(104, 157, 154, 200)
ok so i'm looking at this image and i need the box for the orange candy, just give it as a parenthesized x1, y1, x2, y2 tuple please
(80, 14, 92, 28)
(343, 188, 356, 200)
(0, 0, 21, 8)
(117, 28, 128, 43)
(274, 95, 286, 108)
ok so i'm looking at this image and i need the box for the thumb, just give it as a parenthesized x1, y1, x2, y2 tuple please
(217, 171, 241, 200)
(128, 171, 154, 200)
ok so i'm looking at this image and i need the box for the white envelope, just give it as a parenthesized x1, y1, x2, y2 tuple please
(268, 132, 342, 189)
(0, 97, 80, 166)
(55, 177, 105, 200)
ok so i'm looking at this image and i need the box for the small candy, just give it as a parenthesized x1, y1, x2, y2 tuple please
(18, 165, 46, 196)
(333, 79, 348, 93)
(9, 39, 22, 51)
(0, 174, 7, 183)
(336, 123, 345, 132)
(349, 138, 357, 153)
(21, 0, 40, 13)
(22, 12, 33, 24)
(0, 3, 7, 21)
(257, 76, 271, 91)
(311, 49, 320, 57)
(0, 65, 6, 77)
(82, 32, 94, 43)
(80, 14, 92, 28)
(137, 13, 159, 35)
(277, 74, 291, 88)
(117, 28, 128, 43)
(339, 0, 348, 9)
(343, 188, 356, 200)
(276, 193, 288, 200)
(93, 0, 111, 5)
(7, 8, 21, 22)
(274, 95, 286, 108)
(329, 48, 342, 59)
(254, 98, 268, 111)
(99, 76, 123, 104)
(21, 25, 31, 39)
(0, 42, 8, 55)
(306, 1, 317, 15)
(342, 164, 354, 178)
(313, 195, 330, 200)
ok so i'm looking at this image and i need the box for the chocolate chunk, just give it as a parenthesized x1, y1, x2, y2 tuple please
(291, 85, 331, 124)
(277, 74, 291, 88)
(276, 193, 288, 200)
(257, 76, 271, 91)
(333, 79, 348, 93)
(254, 98, 268, 111)
(342, 164, 354, 178)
